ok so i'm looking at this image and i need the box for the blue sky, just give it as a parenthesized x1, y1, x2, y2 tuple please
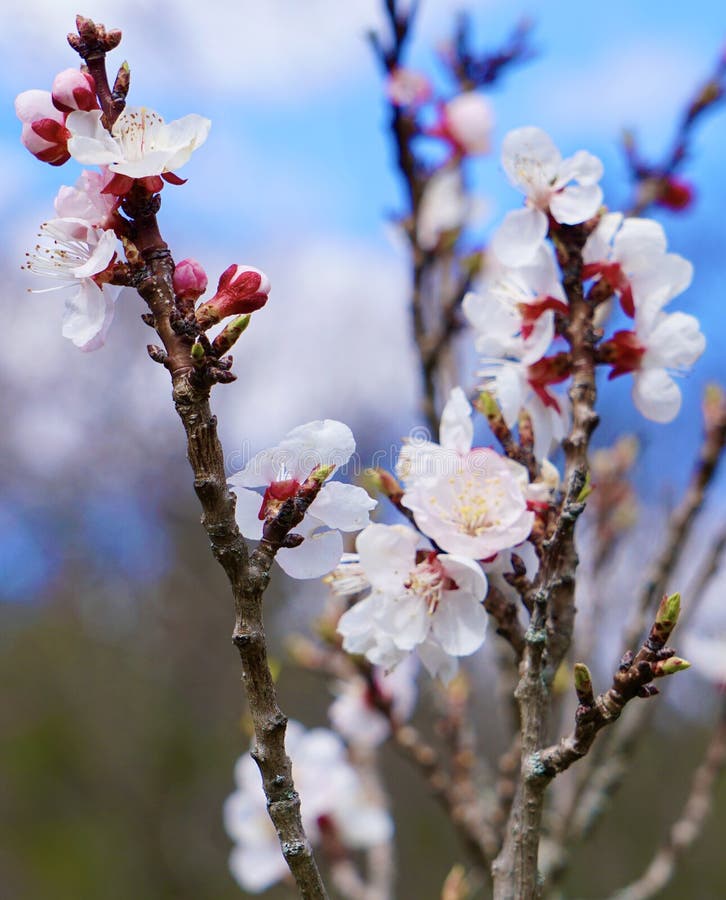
(2, 0, 726, 599)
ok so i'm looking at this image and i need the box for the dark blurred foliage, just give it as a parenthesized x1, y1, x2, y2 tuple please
(1, 488, 725, 899)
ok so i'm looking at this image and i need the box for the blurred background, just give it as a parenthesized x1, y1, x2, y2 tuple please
(2, 0, 726, 897)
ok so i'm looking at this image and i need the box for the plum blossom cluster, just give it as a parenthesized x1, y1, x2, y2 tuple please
(16, 63, 267, 352)
(462, 125, 705, 452)
(329, 389, 548, 682)
(224, 721, 393, 893)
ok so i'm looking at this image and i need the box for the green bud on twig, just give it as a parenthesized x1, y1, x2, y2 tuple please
(475, 391, 500, 419)
(576, 471, 592, 503)
(656, 592, 681, 629)
(654, 656, 691, 677)
(309, 464, 335, 484)
(212, 314, 251, 357)
(573, 663, 594, 705)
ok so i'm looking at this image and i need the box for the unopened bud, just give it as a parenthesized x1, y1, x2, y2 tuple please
(51, 68, 98, 113)
(309, 463, 335, 484)
(576, 471, 593, 503)
(475, 391, 500, 419)
(438, 91, 494, 157)
(656, 592, 681, 630)
(190, 341, 205, 361)
(368, 467, 403, 500)
(212, 314, 251, 356)
(15, 90, 71, 166)
(173, 258, 208, 301)
(654, 656, 691, 677)
(574, 663, 593, 697)
(112, 61, 131, 103)
(195, 264, 270, 330)
(656, 176, 694, 212)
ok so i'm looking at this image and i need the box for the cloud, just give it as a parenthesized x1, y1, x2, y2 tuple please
(0, 0, 487, 103)
(524, 40, 705, 138)
(2, 229, 417, 478)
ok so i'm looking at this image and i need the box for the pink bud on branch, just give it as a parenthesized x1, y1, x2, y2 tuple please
(195, 264, 270, 330)
(15, 90, 71, 166)
(51, 68, 99, 113)
(173, 258, 208, 302)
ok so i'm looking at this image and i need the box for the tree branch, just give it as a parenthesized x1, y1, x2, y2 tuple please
(69, 18, 329, 899)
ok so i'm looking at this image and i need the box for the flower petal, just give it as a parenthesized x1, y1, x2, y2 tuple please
(357, 523, 418, 594)
(234, 488, 265, 540)
(490, 207, 548, 267)
(432, 589, 488, 656)
(279, 419, 356, 480)
(550, 183, 602, 225)
(632, 368, 682, 423)
(61, 280, 115, 351)
(501, 126, 561, 194)
(276, 524, 343, 579)
(66, 109, 121, 165)
(439, 387, 473, 454)
(307, 480, 376, 531)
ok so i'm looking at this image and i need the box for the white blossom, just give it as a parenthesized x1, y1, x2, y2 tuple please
(66, 106, 211, 179)
(583, 213, 693, 317)
(337, 523, 489, 681)
(463, 286, 569, 460)
(328, 656, 418, 747)
(229, 420, 376, 578)
(54, 168, 117, 228)
(491, 126, 603, 266)
(23, 217, 119, 350)
(630, 309, 705, 423)
(605, 280, 705, 423)
(224, 721, 393, 893)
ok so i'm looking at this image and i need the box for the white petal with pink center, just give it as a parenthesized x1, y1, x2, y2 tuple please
(583, 214, 693, 316)
(495, 126, 603, 265)
(66, 106, 211, 178)
(337, 524, 489, 676)
(54, 168, 117, 228)
(23, 217, 119, 351)
(229, 420, 375, 579)
(402, 451, 534, 558)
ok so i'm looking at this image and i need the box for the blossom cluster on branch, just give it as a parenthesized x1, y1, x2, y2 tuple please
(14, 9, 725, 900)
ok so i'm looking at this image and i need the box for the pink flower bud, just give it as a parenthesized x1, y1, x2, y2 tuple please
(386, 68, 432, 108)
(15, 89, 71, 166)
(51, 68, 99, 113)
(433, 92, 494, 157)
(195, 265, 270, 330)
(173, 258, 208, 301)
